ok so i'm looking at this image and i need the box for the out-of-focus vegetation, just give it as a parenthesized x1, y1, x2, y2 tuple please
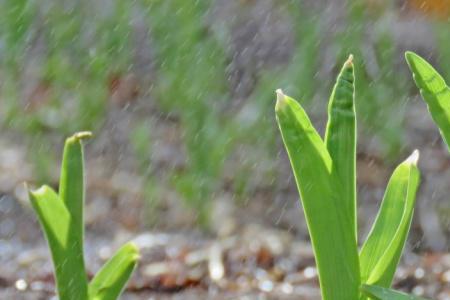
(1, 0, 450, 226)
(144, 0, 233, 225)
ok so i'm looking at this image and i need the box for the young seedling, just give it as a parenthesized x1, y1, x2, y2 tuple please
(275, 56, 428, 300)
(29, 132, 139, 300)
(405, 51, 450, 151)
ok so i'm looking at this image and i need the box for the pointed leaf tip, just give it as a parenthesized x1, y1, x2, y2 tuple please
(405, 51, 418, 67)
(29, 185, 52, 199)
(69, 131, 93, 142)
(126, 242, 141, 260)
(404, 51, 416, 61)
(345, 54, 354, 66)
(275, 89, 287, 110)
(406, 149, 419, 165)
(276, 88, 285, 101)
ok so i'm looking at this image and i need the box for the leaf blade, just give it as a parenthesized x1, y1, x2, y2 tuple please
(361, 284, 430, 300)
(58, 131, 92, 299)
(89, 242, 139, 300)
(59, 131, 92, 237)
(275, 91, 360, 300)
(29, 185, 89, 300)
(325, 55, 357, 238)
(360, 151, 420, 287)
(405, 51, 450, 149)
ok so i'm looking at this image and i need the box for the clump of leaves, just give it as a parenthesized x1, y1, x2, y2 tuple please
(28, 132, 139, 300)
(405, 51, 450, 151)
(275, 56, 428, 300)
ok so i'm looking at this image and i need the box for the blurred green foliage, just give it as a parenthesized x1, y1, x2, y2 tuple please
(143, 0, 234, 225)
(336, 2, 410, 158)
(1, 0, 450, 226)
(1, 0, 133, 134)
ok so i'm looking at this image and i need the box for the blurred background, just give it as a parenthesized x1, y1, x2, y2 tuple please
(1, 0, 450, 299)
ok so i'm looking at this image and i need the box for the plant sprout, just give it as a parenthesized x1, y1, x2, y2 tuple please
(275, 56, 428, 300)
(405, 51, 450, 151)
(29, 132, 139, 300)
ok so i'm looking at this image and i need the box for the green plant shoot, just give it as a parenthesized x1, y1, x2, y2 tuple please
(405, 52, 450, 299)
(275, 56, 425, 300)
(275, 56, 359, 300)
(405, 51, 450, 150)
(361, 284, 429, 300)
(29, 132, 139, 300)
(324, 55, 357, 240)
(359, 151, 420, 287)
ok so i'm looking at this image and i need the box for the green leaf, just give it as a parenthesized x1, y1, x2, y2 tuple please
(275, 90, 360, 300)
(29, 185, 70, 246)
(361, 284, 430, 300)
(325, 55, 357, 239)
(89, 242, 140, 300)
(405, 51, 450, 149)
(29, 132, 92, 300)
(29, 185, 88, 300)
(58, 131, 92, 299)
(29, 131, 139, 300)
(59, 131, 92, 246)
(360, 151, 420, 287)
